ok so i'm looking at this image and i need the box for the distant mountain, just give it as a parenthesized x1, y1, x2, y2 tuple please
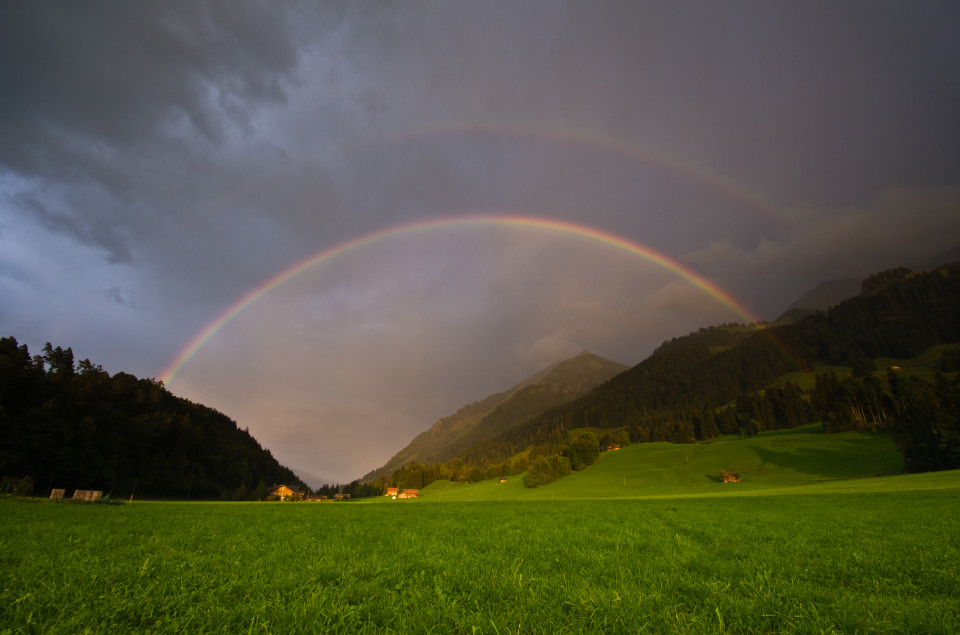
(917, 244, 960, 271)
(778, 244, 960, 322)
(783, 277, 864, 314)
(362, 351, 627, 481)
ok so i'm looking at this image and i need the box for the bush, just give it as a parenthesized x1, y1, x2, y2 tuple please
(564, 433, 600, 471)
(524, 455, 571, 488)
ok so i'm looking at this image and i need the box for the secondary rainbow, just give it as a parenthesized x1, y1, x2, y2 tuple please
(159, 214, 760, 385)
(372, 122, 793, 229)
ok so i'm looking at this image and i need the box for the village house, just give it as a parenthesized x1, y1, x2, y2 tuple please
(268, 484, 304, 500)
(398, 489, 419, 499)
(384, 487, 399, 497)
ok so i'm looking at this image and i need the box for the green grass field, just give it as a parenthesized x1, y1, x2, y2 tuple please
(426, 424, 904, 502)
(2, 427, 958, 633)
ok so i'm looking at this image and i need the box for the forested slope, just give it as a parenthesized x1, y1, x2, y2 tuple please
(0, 338, 305, 499)
(382, 265, 960, 490)
(364, 351, 626, 481)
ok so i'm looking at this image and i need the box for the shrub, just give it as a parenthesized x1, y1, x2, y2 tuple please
(524, 455, 571, 488)
(564, 432, 600, 471)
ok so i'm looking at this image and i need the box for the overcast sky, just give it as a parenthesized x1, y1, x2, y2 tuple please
(3, 2, 959, 485)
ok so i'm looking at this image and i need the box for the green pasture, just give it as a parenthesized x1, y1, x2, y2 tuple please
(2, 473, 959, 634)
(2, 427, 956, 633)
(427, 424, 903, 502)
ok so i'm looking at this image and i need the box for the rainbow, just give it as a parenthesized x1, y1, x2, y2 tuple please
(159, 214, 760, 385)
(369, 122, 793, 229)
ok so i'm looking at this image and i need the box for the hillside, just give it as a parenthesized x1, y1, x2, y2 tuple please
(0, 337, 306, 499)
(468, 265, 958, 462)
(363, 351, 627, 481)
(363, 263, 960, 494)
(421, 424, 906, 501)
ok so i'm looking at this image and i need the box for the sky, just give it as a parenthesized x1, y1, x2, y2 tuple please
(2, 2, 960, 486)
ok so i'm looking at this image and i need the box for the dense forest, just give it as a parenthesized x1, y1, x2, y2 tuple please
(0, 338, 305, 499)
(377, 265, 960, 490)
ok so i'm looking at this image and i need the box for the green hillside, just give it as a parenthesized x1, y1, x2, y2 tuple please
(420, 424, 904, 501)
(363, 351, 627, 480)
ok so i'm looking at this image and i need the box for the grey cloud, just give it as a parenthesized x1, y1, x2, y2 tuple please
(685, 185, 960, 317)
(0, 2, 302, 175)
(15, 189, 134, 264)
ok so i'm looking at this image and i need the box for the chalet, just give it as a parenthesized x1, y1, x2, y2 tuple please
(268, 484, 304, 500)
(334, 493, 351, 501)
(606, 444, 621, 452)
(720, 471, 741, 483)
(499, 477, 507, 483)
(398, 489, 419, 499)
(385, 487, 399, 497)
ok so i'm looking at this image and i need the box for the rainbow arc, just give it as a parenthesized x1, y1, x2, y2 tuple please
(160, 214, 759, 385)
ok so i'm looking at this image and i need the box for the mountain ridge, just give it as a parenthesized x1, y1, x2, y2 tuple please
(777, 243, 960, 321)
(362, 351, 627, 481)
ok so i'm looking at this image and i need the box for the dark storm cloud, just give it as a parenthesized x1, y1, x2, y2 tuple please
(2, 1, 959, 484)
(0, 2, 300, 175)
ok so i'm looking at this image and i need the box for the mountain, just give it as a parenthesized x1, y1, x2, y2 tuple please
(917, 244, 960, 271)
(362, 351, 627, 481)
(441, 263, 960, 479)
(778, 244, 960, 322)
(781, 277, 864, 318)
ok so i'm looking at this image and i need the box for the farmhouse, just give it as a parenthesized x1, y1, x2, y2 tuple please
(268, 484, 304, 500)
(721, 471, 741, 483)
(398, 489, 419, 499)
(384, 487, 399, 497)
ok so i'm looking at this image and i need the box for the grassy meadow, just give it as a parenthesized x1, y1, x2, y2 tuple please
(426, 423, 904, 502)
(2, 427, 959, 633)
